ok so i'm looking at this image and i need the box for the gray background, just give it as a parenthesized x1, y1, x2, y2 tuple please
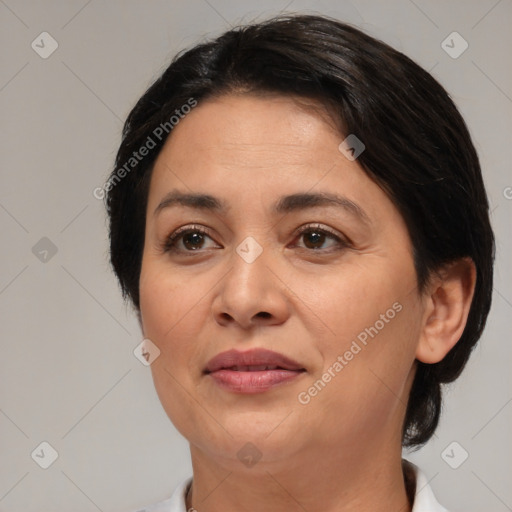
(0, 1, 511, 511)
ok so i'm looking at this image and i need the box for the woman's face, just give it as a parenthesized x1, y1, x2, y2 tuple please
(139, 93, 425, 467)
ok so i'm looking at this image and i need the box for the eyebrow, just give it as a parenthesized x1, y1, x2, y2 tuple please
(154, 190, 370, 224)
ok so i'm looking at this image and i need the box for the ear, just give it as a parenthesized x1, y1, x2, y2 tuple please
(416, 257, 476, 364)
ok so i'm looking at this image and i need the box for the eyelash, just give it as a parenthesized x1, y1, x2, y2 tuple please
(162, 223, 350, 255)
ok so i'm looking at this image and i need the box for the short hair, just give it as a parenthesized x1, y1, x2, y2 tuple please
(105, 14, 495, 448)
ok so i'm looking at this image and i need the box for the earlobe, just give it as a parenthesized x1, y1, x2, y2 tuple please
(416, 258, 476, 364)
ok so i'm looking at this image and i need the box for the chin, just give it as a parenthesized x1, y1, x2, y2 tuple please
(189, 412, 302, 459)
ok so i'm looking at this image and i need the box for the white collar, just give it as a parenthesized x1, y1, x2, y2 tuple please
(138, 459, 448, 512)
(406, 460, 449, 512)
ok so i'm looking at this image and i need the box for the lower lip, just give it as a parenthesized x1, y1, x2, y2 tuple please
(207, 369, 304, 393)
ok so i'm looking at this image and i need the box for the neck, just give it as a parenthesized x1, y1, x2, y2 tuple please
(186, 438, 411, 512)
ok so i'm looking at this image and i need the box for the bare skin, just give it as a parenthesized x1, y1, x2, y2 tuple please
(138, 93, 475, 512)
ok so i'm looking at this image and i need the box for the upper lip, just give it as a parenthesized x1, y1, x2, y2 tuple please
(204, 348, 306, 373)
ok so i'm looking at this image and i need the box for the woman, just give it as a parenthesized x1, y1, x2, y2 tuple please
(105, 14, 494, 512)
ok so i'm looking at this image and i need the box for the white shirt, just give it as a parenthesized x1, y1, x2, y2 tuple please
(134, 460, 448, 512)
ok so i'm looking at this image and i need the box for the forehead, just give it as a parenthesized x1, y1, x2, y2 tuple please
(168, 94, 341, 160)
(149, 93, 366, 190)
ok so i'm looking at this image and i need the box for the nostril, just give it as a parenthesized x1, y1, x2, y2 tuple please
(257, 312, 271, 319)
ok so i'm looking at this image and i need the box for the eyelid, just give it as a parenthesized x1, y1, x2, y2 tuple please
(170, 224, 212, 238)
(294, 223, 338, 238)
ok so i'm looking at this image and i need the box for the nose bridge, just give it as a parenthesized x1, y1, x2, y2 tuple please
(235, 235, 266, 266)
(227, 233, 273, 299)
(212, 233, 289, 327)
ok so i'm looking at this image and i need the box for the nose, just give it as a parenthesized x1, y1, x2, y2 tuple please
(211, 241, 291, 330)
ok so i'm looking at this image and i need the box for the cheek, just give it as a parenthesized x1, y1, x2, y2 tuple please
(140, 260, 195, 337)
(140, 263, 212, 436)
(300, 258, 421, 407)
(139, 262, 202, 372)
(301, 258, 415, 350)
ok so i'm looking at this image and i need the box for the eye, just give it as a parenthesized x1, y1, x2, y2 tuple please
(163, 223, 350, 255)
(291, 223, 350, 251)
(163, 225, 220, 253)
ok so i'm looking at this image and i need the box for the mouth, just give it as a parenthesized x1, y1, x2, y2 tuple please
(204, 349, 306, 394)
(214, 364, 295, 371)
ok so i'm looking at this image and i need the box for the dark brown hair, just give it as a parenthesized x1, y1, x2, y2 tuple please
(105, 14, 495, 447)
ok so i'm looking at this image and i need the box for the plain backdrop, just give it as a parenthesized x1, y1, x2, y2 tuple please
(0, 1, 511, 511)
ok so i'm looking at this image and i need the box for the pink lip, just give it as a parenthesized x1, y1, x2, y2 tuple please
(204, 348, 306, 394)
